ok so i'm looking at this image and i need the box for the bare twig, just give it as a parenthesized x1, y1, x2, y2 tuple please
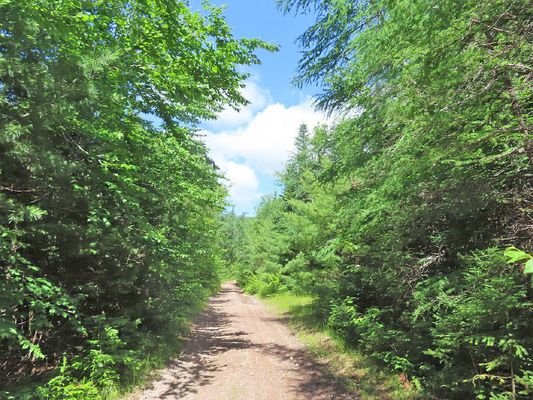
(0, 185, 35, 193)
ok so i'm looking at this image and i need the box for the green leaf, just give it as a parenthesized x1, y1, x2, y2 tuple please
(524, 259, 533, 274)
(504, 247, 531, 263)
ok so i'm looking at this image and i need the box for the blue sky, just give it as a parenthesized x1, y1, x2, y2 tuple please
(189, 0, 326, 215)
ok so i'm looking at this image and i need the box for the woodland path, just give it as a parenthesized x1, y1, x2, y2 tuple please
(131, 282, 354, 400)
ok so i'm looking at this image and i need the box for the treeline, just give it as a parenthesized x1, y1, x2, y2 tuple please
(0, 0, 270, 397)
(223, 0, 532, 398)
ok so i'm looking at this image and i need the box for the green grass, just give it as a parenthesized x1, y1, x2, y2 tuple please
(260, 292, 422, 400)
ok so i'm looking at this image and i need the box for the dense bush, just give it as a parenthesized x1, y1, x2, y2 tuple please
(224, 0, 533, 397)
(0, 0, 271, 396)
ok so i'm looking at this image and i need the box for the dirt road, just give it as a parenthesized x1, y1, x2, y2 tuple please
(132, 282, 354, 400)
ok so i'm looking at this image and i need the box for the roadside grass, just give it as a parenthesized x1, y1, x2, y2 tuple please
(260, 292, 422, 400)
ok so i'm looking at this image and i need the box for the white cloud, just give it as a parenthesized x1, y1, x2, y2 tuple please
(205, 79, 272, 131)
(218, 160, 261, 211)
(200, 81, 326, 213)
(204, 99, 325, 174)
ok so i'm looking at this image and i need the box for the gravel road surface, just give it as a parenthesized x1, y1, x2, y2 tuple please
(132, 282, 354, 400)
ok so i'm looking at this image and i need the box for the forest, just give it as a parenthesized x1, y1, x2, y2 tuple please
(222, 0, 532, 398)
(1, 0, 532, 399)
(0, 0, 272, 397)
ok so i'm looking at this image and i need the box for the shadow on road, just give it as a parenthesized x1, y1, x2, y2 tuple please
(142, 284, 353, 399)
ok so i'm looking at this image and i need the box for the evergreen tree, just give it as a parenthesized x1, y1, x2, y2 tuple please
(0, 0, 273, 396)
(229, 1, 533, 398)
(282, 123, 313, 200)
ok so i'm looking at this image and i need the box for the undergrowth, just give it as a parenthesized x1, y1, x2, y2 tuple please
(260, 291, 423, 400)
(2, 296, 208, 400)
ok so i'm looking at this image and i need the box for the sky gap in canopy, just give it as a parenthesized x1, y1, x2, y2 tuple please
(190, 0, 326, 215)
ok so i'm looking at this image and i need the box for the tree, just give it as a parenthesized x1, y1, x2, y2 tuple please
(233, 0, 533, 397)
(0, 0, 273, 395)
(281, 123, 313, 200)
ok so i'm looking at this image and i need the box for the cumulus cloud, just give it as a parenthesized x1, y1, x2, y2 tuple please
(200, 80, 326, 213)
(205, 79, 272, 131)
(218, 160, 261, 212)
(204, 100, 324, 173)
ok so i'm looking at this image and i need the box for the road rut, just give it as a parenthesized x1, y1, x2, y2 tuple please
(132, 282, 354, 400)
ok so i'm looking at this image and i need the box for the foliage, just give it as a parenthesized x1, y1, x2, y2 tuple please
(263, 292, 422, 399)
(505, 247, 533, 286)
(225, 0, 533, 398)
(0, 0, 271, 396)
